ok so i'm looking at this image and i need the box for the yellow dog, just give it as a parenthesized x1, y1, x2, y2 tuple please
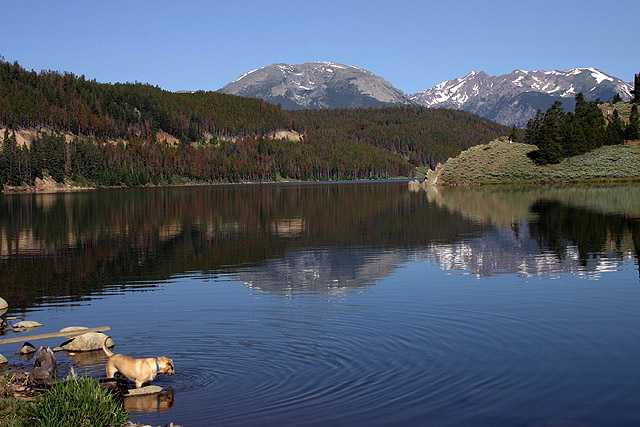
(102, 336, 175, 388)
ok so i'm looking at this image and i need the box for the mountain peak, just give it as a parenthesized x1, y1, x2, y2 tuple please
(219, 62, 410, 109)
(410, 67, 632, 126)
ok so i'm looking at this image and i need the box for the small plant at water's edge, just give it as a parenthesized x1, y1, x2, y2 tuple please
(25, 377, 128, 427)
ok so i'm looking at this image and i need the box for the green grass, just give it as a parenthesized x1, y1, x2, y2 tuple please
(0, 377, 128, 427)
(439, 140, 640, 185)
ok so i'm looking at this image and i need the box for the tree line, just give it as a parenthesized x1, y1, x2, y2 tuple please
(0, 58, 510, 187)
(524, 92, 639, 164)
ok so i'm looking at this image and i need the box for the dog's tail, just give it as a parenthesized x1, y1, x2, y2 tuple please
(102, 335, 113, 357)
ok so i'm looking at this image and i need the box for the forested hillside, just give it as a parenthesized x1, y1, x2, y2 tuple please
(291, 107, 508, 167)
(0, 59, 510, 188)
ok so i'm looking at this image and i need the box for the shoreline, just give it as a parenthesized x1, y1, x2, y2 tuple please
(0, 177, 414, 195)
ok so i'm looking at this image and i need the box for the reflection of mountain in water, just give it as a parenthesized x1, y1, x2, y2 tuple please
(240, 249, 405, 294)
(416, 184, 640, 279)
(1, 183, 639, 312)
(0, 183, 488, 310)
(424, 223, 636, 278)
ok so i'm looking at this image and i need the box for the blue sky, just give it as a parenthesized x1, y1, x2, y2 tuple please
(2, 0, 638, 94)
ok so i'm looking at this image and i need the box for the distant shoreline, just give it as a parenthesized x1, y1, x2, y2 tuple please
(0, 177, 413, 195)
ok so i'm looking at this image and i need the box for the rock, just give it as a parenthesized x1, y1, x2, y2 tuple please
(59, 326, 89, 338)
(125, 385, 163, 396)
(408, 179, 421, 191)
(60, 332, 114, 352)
(0, 297, 7, 310)
(13, 321, 43, 330)
(19, 342, 36, 354)
(0, 353, 7, 364)
(52, 347, 63, 352)
(29, 346, 57, 386)
(423, 167, 439, 187)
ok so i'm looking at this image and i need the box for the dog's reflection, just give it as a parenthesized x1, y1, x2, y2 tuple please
(65, 349, 106, 366)
(124, 389, 175, 413)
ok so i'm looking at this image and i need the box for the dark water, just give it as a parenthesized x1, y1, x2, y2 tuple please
(1, 182, 640, 426)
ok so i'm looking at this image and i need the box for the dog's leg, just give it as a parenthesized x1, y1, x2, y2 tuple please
(105, 360, 118, 379)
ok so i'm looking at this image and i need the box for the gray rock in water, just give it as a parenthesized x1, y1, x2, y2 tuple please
(13, 320, 43, 330)
(29, 346, 57, 386)
(0, 353, 7, 364)
(19, 342, 36, 354)
(59, 326, 89, 338)
(60, 332, 114, 352)
(0, 297, 7, 310)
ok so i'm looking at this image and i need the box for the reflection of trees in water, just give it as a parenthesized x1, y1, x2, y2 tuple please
(3, 184, 638, 312)
(529, 200, 640, 278)
(0, 184, 487, 311)
(414, 184, 640, 278)
(529, 201, 631, 263)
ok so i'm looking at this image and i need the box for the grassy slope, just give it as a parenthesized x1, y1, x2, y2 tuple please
(439, 139, 640, 185)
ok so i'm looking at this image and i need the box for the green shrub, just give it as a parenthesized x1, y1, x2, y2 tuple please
(25, 377, 128, 427)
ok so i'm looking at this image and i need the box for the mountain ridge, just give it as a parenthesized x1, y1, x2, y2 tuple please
(219, 63, 633, 127)
(411, 67, 632, 126)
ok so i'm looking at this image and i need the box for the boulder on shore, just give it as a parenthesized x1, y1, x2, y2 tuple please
(0, 353, 7, 364)
(60, 332, 114, 352)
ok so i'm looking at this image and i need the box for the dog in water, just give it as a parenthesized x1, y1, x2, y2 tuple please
(102, 336, 174, 388)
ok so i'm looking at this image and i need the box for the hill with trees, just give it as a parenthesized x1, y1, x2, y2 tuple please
(0, 59, 510, 189)
(524, 91, 639, 165)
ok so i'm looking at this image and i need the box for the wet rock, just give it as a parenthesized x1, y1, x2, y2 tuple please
(0, 353, 7, 364)
(125, 385, 163, 396)
(29, 346, 57, 386)
(60, 332, 114, 352)
(13, 321, 43, 330)
(19, 342, 36, 354)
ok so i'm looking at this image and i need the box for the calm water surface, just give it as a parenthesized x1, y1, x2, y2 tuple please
(1, 182, 640, 426)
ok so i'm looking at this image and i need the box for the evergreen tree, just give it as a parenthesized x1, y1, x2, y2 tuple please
(526, 94, 607, 164)
(612, 93, 622, 104)
(632, 73, 640, 104)
(508, 125, 519, 142)
(605, 110, 625, 145)
(625, 104, 639, 140)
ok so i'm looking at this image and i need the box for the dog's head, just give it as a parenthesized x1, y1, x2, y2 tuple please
(158, 357, 175, 375)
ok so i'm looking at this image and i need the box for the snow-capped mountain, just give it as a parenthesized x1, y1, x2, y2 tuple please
(219, 62, 412, 109)
(219, 63, 633, 127)
(410, 68, 632, 127)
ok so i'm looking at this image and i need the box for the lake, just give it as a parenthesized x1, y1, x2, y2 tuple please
(1, 182, 639, 426)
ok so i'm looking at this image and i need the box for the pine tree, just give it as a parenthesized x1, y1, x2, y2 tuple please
(625, 104, 639, 140)
(605, 110, 625, 145)
(632, 73, 640, 104)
